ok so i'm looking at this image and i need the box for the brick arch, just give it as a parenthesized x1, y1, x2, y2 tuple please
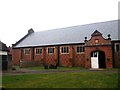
(90, 50, 105, 57)
(85, 46, 113, 68)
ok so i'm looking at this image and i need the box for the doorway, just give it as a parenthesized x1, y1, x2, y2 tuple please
(91, 51, 106, 68)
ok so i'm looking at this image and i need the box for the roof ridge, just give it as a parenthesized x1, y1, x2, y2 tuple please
(35, 19, 118, 33)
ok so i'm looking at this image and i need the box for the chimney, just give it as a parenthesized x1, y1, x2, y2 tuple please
(28, 28, 34, 34)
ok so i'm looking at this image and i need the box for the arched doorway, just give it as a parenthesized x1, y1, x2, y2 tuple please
(91, 51, 106, 68)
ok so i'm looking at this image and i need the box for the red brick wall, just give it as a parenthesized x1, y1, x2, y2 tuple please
(45, 47, 58, 65)
(60, 46, 72, 67)
(85, 35, 113, 68)
(114, 42, 120, 68)
(12, 48, 21, 65)
(73, 46, 85, 67)
(85, 46, 112, 68)
(22, 48, 32, 61)
(86, 36, 111, 45)
(12, 45, 86, 67)
(59, 45, 85, 67)
(34, 48, 44, 61)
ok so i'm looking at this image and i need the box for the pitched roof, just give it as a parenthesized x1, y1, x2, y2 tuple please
(0, 41, 9, 51)
(14, 20, 119, 48)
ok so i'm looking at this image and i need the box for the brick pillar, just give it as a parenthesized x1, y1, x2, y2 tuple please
(30, 48, 34, 61)
(43, 47, 46, 65)
(20, 48, 23, 60)
(69, 46, 74, 67)
(57, 46, 60, 66)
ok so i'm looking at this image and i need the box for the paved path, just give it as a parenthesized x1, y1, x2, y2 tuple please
(2, 68, 119, 76)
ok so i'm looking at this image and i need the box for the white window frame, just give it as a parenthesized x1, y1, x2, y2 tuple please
(61, 46, 69, 54)
(24, 48, 30, 55)
(36, 48, 42, 55)
(48, 47, 54, 54)
(76, 46, 85, 54)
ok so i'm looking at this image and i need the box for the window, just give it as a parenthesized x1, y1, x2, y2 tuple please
(36, 48, 42, 54)
(93, 52, 98, 57)
(48, 48, 54, 54)
(76, 46, 85, 53)
(24, 49, 30, 55)
(91, 51, 98, 57)
(116, 44, 119, 52)
(61, 47, 69, 54)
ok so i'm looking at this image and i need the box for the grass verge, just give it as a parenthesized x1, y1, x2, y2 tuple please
(2, 71, 119, 88)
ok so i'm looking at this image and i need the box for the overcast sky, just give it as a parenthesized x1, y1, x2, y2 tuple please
(0, 0, 119, 46)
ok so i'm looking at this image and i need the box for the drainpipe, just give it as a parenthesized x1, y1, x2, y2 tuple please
(57, 46, 60, 66)
(31, 48, 34, 61)
(111, 42, 115, 68)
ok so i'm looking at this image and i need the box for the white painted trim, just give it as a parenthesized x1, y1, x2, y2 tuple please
(0, 51, 8, 55)
(35, 48, 43, 55)
(47, 47, 55, 54)
(91, 52, 99, 69)
(60, 46, 69, 54)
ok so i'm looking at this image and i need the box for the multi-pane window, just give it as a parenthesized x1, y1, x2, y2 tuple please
(48, 48, 54, 54)
(116, 44, 119, 52)
(24, 49, 30, 55)
(36, 48, 42, 54)
(61, 47, 69, 54)
(76, 46, 85, 53)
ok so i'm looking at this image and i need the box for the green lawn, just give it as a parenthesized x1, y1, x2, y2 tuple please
(2, 71, 119, 88)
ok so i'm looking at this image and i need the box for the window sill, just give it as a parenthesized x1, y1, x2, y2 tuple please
(76, 52, 84, 54)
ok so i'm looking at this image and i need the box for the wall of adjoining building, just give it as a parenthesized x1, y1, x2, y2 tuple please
(113, 42, 120, 68)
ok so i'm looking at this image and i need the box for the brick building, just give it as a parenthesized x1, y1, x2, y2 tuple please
(0, 41, 12, 70)
(12, 20, 120, 68)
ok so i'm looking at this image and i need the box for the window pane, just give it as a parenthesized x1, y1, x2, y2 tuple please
(36, 48, 42, 54)
(64, 47, 67, 53)
(24, 49, 30, 55)
(40, 49, 42, 53)
(76, 46, 84, 53)
(116, 44, 119, 52)
(48, 48, 54, 54)
(93, 52, 97, 57)
(77, 47, 80, 53)
(80, 47, 82, 52)
(61, 47, 69, 53)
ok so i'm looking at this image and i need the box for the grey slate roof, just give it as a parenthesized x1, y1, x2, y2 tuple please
(14, 20, 119, 48)
(0, 41, 9, 51)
